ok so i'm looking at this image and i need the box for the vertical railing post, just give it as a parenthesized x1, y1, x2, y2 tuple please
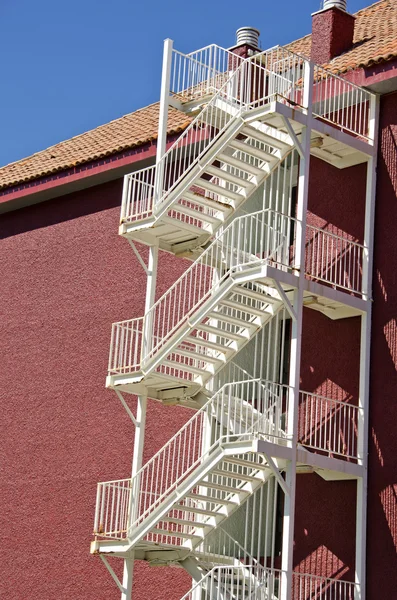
(281, 58, 313, 600)
(355, 93, 379, 600)
(142, 245, 159, 361)
(154, 38, 173, 206)
(121, 393, 148, 600)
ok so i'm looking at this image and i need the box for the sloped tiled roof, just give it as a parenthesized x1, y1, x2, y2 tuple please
(1, 0, 396, 192)
(286, 0, 397, 74)
(0, 103, 191, 191)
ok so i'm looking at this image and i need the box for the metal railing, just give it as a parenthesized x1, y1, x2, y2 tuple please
(109, 209, 290, 375)
(93, 379, 288, 539)
(121, 45, 375, 225)
(312, 64, 372, 140)
(179, 565, 356, 600)
(298, 391, 361, 460)
(170, 45, 242, 102)
(305, 224, 365, 294)
(180, 565, 270, 600)
(292, 570, 356, 600)
(194, 526, 258, 568)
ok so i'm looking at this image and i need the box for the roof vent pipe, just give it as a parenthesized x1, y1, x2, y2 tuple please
(236, 27, 260, 49)
(322, 0, 347, 10)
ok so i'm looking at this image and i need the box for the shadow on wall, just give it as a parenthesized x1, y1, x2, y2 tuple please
(366, 99, 397, 594)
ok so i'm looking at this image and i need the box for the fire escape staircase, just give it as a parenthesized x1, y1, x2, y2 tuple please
(92, 379, 289, 571)
(93, 42, 376, 600)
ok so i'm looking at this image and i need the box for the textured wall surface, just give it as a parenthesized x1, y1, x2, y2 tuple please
(311, 7, 355, 65)
(366, 91, 397, 596)
(0, 179, 192, 599)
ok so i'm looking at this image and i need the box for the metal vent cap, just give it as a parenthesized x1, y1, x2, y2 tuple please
(236, 27, 260, 49)
(322, 0, 347, 10)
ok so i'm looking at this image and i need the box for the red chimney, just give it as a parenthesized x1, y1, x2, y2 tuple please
(311, 3, 355, 65)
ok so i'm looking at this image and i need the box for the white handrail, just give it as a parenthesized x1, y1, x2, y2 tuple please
(305, 224, 366, 294)
(298, 390, 362, 460)
(109, 209, 291, 375)
(94, 378, 288, 539)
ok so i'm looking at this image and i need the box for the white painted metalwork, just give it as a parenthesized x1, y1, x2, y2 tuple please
(179, 565, 357, 600)
(95, 36, 378, 600)
(94, 378, 288, 541)
(170, 45, 243, 103)
(298, 391, 362, 460)
(305, 225, 365, 294)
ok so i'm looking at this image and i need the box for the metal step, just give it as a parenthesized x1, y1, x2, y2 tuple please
(183, 191, 234, 213)
(186, 335, 230, 355)
(219, 299, 268, 318)
(198, 178, 246, 203)
(204, 165, 254, 189)
(241, 125, 291, 151)
(162, 359, 207, 376)
(174, 347, 225, 365)
(212, 469, 263, 483)
(195, 323, 246, 342)
(222, 456, 268, 470)
(217, 153, 264, 177)
(186, 493, 239, 506)
(200, 481, 249, 494)
(208, 311, 257, 330)
(150, 527, 201, 541)
(228, 139, 276, 163)
(161, 517, 208, 529)
(173, 203, 223, 227)
(233, 285, 279, 304)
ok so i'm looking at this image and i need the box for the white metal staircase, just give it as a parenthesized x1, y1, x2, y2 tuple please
(93, 379, 288, 554)
(108, 208, 291, 402)
(92, 38, 377, 600)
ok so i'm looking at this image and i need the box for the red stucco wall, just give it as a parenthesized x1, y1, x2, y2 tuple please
(0, 180, 192, 599)
(366, 91, 397, 596)
(2, 91, 397, 599)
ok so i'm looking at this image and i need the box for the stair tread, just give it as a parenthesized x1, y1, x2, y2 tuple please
(173, 203, 222, 226)
(198, 178, 246, 203)
(184, 191, 234, 213)
(233, 285, 279, 304)
(186, 493, 239, 506)
(242, 125, 291, 151)
(228, 139, 276, 163)
(218, 152, 264, 177)
(219, 299, 267, 317)
(162, 359, 206, 376)
(208, 311, 257, 329)
(173, 347, 224, 364)
(200, 480, 249, 494)
(212, 468, 263, 483)
(205, 165, 254, 189)
(195, 323, 245, 341)
(186, 335, 230, 355)
(161, 517, 208, 528)
(150, 526, 201, 540)
(222, 457, 268, 470)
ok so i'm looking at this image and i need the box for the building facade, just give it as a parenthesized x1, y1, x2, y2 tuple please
(1, 2, 396, 599)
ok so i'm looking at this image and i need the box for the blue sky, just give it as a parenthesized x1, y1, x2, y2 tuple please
(0, 0, 372, 167)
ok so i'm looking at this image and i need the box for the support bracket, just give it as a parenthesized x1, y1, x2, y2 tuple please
(264, 453, 290, 497)
(100, 555, 126, 594)
(273, 281, 297, 321)
(281, 116, 304, 159)
(114, 390, 138, 427)
(128, 240, 149, 275)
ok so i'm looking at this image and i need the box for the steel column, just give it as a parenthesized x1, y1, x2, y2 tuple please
(281, 59, 313, 600)
(355, 94, 379, 600)
(154, 38, 173, 204)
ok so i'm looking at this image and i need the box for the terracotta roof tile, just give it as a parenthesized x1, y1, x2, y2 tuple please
(0, 103, 191, 191)
(286, 0, 397, 74)
(1, 0, 396, 192)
